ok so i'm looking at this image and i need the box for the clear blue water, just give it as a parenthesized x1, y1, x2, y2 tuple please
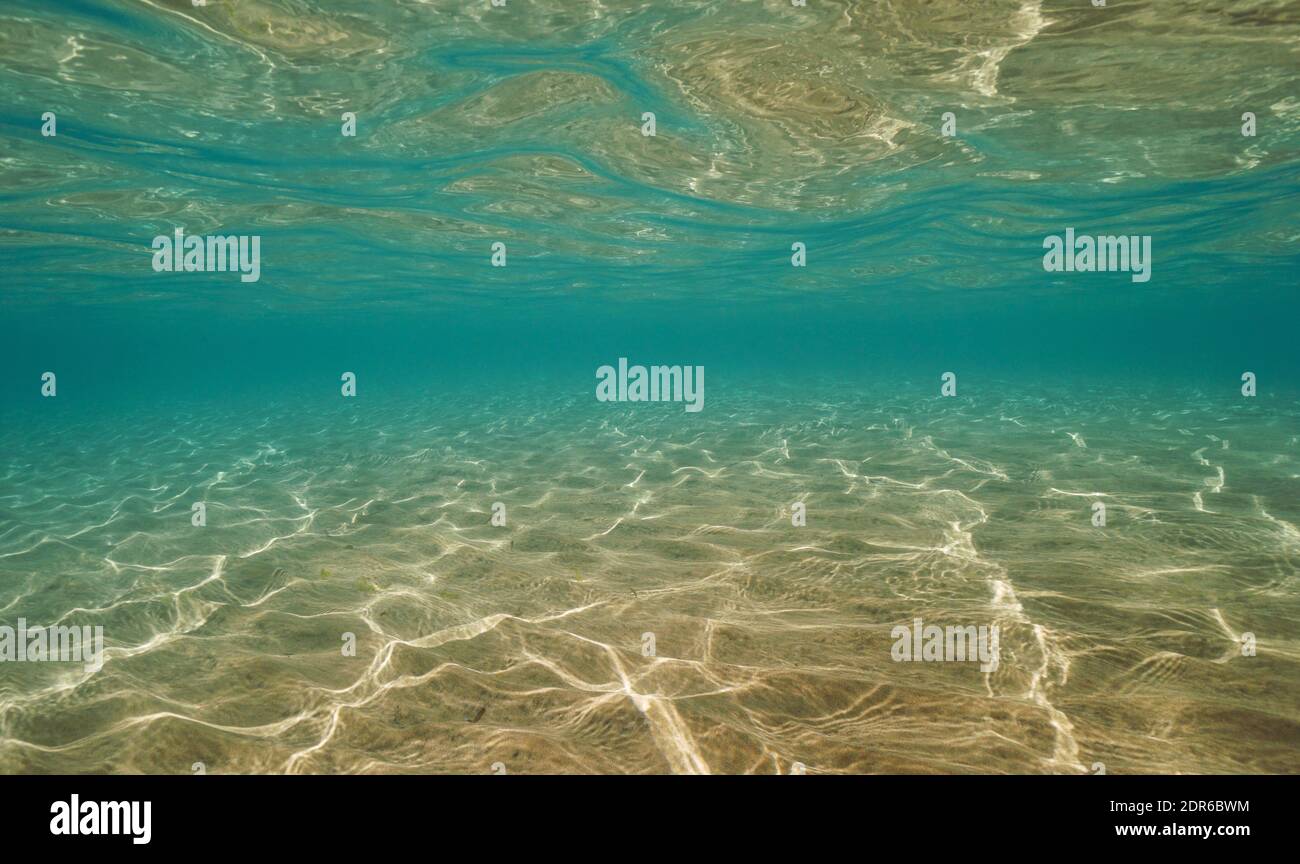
(1, 0, 1298, 774)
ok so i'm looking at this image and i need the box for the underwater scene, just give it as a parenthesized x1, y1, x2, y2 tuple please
(0, 0, 1298, 775)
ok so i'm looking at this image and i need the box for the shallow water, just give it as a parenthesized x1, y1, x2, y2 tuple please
(2, 380, 1298, 773)
(1, 1, 1298, 774)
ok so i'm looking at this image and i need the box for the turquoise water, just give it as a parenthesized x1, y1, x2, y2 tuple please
(1, 0, 1298, 774)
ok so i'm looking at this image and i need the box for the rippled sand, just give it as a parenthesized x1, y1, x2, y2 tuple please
(2, 381, 1297, 774)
